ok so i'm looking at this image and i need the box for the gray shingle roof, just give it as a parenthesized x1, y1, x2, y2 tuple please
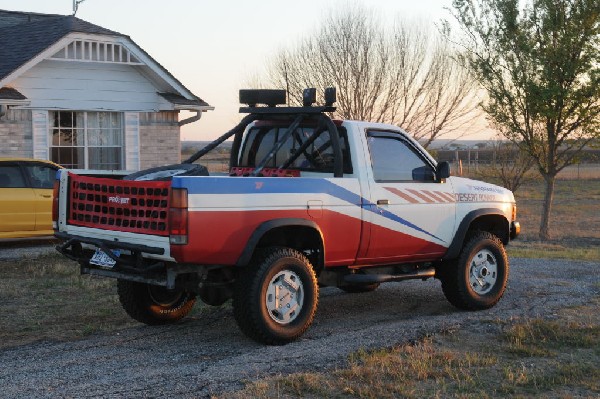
(0, 9, 210, 107)
(0, 12, 122, 81)
(0, 87, 27, 100)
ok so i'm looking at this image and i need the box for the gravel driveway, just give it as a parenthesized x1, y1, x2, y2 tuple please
(1, 257, 598, 398)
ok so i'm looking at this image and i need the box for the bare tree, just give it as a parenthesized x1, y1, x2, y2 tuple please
(259, 5, 480, 148)
(475, 135, 535, 193)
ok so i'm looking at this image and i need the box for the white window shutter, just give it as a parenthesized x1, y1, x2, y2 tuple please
(124, 112, 140, 171)
(32, 111, 49, 160)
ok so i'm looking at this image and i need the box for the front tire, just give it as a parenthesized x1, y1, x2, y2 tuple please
(438, 231, 509, 310)
(233, 247, 319, 345)
(117, 280, 196, 325)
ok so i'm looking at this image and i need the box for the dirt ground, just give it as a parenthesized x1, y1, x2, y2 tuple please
(0, 255, 597, 398)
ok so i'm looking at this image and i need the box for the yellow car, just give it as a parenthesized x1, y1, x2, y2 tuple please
(0, 158, 62, 239)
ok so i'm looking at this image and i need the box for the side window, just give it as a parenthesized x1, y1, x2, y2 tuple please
(367, 134, 434, 182)
(24, 164, 57, 189)
(0, 165, 27, 188)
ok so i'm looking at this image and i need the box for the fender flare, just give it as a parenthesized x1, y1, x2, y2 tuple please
(442, 208, 509, 260)
(236, 218, 325, 266)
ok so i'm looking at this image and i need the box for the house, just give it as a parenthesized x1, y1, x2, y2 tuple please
(0, 9, 213, 171)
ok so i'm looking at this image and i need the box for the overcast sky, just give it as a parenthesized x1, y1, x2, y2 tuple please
(0, 0, 470, 141)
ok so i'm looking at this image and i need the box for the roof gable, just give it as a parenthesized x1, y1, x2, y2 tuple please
(0, 10, 211, 109)
(0, 14, 121, 82)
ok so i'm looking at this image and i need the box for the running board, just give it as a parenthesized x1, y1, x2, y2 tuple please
(342, 268, 436, 284)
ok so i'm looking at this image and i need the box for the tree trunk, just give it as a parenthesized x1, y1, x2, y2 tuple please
(539, 174, 556, 241)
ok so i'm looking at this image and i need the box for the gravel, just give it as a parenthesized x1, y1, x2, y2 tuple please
(1, 257, 598, 398)
(0, 239, 56, 261)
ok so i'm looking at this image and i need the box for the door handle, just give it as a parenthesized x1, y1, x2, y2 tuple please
(41, 194, 52, 198)
(377, 199, 390, 205)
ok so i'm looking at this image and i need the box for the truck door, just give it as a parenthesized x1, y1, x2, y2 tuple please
(359, 130, 456, 264)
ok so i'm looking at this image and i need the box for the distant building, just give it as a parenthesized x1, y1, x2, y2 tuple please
(0, 9, 213, 170)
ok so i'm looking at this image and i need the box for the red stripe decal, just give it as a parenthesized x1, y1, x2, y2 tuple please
(406, 189, 435, 203)
(423, 190, 447, 202)
(385, 187, 420, 204)
(437, 191, 456, 202)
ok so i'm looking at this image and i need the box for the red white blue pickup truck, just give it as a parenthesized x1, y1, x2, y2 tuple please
(54, 88, 520, 344)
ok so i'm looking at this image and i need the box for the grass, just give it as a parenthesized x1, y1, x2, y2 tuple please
(0, 252, 229, 349)
(0, 253, 138, 348)
(500, 178, 600, 261)
(223, 299, 600, 399)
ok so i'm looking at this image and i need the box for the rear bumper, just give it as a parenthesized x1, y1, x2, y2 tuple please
(510, 221, 521, 240)
(54, 232, 205, 289)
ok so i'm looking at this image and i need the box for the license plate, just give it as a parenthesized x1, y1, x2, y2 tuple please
(89, 248, 120, 268)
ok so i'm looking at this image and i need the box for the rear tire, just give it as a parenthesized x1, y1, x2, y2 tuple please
(233, 247, 318, 345)
(117, 280, 196, 325)
(438, 231, 509, 310)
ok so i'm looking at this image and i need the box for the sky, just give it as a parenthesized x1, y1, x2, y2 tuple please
(0, 0, 474, 141)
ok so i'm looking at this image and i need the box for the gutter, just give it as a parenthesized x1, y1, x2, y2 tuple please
(177, 105, 215, 127)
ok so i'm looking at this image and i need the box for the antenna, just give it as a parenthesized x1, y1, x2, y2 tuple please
(72, 0, 87, 16)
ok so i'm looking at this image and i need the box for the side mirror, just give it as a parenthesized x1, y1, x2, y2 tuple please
(436, 161, 450, 180)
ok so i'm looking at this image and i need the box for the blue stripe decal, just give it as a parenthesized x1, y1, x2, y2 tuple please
(174, 176, 445, 243)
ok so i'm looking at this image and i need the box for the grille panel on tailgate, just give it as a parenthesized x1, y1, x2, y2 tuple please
(68, 173, 171, 236)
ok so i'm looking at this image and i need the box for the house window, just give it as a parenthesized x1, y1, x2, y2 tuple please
(50, 111, 124, 170)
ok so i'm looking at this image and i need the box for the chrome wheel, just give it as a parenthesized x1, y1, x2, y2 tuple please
(265, 270, 304, 325)
(469, 248, 498, 295)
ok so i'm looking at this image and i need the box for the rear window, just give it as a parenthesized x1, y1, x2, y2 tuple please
(239, 125, 352, 174)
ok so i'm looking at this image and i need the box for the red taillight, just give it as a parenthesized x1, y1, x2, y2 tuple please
(169, 188, 188, 245)
(52, 180, 60, 229)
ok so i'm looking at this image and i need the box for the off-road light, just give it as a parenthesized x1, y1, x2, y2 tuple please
(303, 88, 316, 106)
(324, 87, 336, 106)
(239, 89, 286, 107)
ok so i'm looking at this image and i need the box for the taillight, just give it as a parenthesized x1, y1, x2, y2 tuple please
(169, 188, 188, 245)
(52, 180, 60, 229)
(512, 204, 517, 221)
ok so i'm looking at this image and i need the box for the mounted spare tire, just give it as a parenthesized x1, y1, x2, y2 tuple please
(123, 163, 208, 181)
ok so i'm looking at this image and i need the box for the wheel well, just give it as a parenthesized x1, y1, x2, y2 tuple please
(255, 226, 324, 273)
(467, 215, 509, 244)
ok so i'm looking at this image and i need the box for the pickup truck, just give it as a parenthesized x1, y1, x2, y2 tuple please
(54, 88, 520, 345)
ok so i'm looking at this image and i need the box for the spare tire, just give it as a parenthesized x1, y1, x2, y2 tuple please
(123, 163, 209, 181)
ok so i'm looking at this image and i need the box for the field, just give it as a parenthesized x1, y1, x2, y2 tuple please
(0, 168, 598, 397)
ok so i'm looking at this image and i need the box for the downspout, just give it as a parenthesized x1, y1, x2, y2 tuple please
(178, 110, 202, 126)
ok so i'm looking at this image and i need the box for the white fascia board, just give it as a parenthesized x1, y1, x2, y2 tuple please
(0, 100, 30, 106)
(113, 39, 198, 101)
(173, 105, 215, 111)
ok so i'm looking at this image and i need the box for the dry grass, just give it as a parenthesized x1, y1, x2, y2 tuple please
(223, 298, 600, 399)
(505, 178, 600, 260)
(0, 253, 138, 348)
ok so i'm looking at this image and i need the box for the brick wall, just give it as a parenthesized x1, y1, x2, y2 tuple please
(138, 111, 181, 169)
(0, 109, 33, 158)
